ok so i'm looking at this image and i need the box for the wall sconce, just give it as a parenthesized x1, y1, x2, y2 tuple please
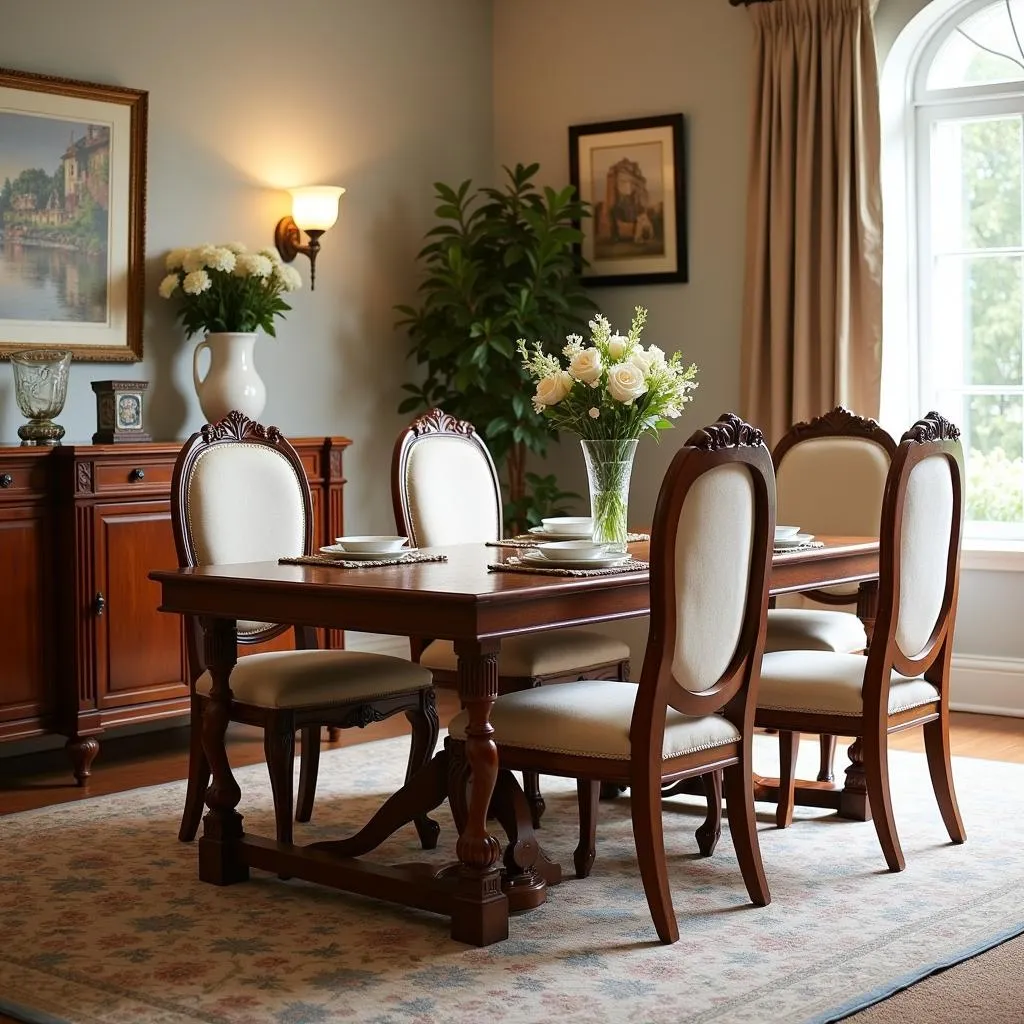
(274, 186, 345, 291)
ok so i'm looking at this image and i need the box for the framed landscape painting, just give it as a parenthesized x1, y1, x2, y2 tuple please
(569, 113, 687, 287)
(0, 67, 147, 360)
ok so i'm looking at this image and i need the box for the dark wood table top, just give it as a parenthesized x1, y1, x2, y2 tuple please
(150, 536, 879, 641)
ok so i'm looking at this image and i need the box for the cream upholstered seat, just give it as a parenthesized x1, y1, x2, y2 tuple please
(172, 411, 439, 850)
(392, 409, 631, 827)
(419, 633, 632, 678)
(763, 609, 867, 654)
(757, 651, 939, 716)
(448, 413, 776, 944)
(766, 407, 897, 781)
(195, 650, 432, 709)
(449, 680, 741, 760)
(755, 412, 967, 871)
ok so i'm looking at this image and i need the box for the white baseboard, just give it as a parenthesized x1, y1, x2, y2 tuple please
(950, 654, 1024, 718)
(344, 631, 410, 659)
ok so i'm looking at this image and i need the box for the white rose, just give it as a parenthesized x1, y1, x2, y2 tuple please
(534, 370, 573, 407)
(158, 273, 180, 299)
(647, 344, 666, 365)
(589, 407, 600, 419)
(629, 349, 653, 375)
(607, 333, 628, 360)
(570, 347, 603, 383)
(607, 362, 649, 405)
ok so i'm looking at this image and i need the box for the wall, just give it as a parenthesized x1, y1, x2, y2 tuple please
(0, 0, 494, 539)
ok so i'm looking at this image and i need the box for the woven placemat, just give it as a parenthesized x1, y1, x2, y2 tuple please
(488, 555, 649, 578)
(489, 531, 650, 549)
(280, 553, 448, 569)
(773, 540, 825, 555)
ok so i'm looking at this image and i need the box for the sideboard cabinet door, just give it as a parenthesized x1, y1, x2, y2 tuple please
(0, 504, 52, 739)
(92, 500, 189, 711)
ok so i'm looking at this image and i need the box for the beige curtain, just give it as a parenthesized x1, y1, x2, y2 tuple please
(740, 0, 883, 444)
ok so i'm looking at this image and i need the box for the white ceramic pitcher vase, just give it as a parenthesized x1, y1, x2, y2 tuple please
(192, 332, 267, 424)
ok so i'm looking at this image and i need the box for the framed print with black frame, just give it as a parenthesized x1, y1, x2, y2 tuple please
(569, 113, 687, 287)
(0, 66, 148, 361)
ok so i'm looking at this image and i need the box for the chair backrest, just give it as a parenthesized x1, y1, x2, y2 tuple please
(392, 408, 502, 547)
(633, 413, 775, 745)
(873, 411, 964, 676)
(171, 411, 312, 659)
(773, 406, 896, 538)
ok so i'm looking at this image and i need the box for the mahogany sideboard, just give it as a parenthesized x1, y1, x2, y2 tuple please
(0, 435, 350, 783)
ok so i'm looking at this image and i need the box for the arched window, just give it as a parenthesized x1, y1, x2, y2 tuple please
(884, 0, 1024, 546)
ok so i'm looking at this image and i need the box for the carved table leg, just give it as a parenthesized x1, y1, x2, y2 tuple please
(451, 639, 508, 946)
(197, 616, 249, 886)
(856, 580, 879, 649)
(839, 737, 872, 821)
(66, 735, 100, 786)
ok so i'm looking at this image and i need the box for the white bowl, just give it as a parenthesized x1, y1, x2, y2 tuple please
(334, 535, 409, 554)
(540, 516, 593, 536)
(775, 525, 801, 541)
(538, 540, 610, 561)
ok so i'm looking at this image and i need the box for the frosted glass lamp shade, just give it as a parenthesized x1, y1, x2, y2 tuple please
(289, 186, 345, 232)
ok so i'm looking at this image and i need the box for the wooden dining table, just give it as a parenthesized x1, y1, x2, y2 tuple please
(150, 535, 878, 947)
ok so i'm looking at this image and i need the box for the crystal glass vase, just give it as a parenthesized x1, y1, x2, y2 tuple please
(10, 349, 72, 446)
(580, 438, 639, 551)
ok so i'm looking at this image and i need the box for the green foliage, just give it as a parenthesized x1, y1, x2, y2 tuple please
(503, 472, 580, 532)
(966, 447, 1023, 524)
(396, 163, 596, 526)
(961, 117, 1023, 460)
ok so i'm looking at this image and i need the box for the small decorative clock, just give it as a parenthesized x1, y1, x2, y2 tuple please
(91, 380, 152, 444)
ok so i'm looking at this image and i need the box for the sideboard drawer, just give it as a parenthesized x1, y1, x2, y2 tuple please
(93, 459, 177, 492)
(0, 460, 48, 499)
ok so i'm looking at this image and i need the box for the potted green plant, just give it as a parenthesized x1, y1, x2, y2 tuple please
(396, 163, 595, 531)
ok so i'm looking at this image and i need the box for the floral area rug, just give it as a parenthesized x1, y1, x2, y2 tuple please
(1, 733, 1023, 1024)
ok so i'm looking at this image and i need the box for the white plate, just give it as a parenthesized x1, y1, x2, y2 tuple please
(775, 525, 801, 541)
(528, 526, 594, 541)
(521, 551, 632, 570)
(320, 545, 419, 560)
(774, 533, 814, 550)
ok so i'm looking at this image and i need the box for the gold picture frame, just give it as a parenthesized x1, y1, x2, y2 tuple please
(0, 66, 148, 361)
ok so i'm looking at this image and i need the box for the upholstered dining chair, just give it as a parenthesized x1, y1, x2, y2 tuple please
(766, 406, 897, 788)
(172, 410, 439, 849)
(391, 408, 632, 828)
(447, 413, 776, 944)
(756, 412, 966, 870)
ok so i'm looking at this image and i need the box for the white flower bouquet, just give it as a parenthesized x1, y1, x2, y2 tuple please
(517, 306, 698, 546)
(159, 242, 302, 338)
(517, 306, 698, 441)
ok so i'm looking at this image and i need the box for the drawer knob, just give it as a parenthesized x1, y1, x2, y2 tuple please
(130, 467, 146, 482)
(93, 592, 106, 617)
(0, 473, 11, 488)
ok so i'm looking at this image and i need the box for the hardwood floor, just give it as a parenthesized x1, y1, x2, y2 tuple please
(0, 704, 1020, 1024)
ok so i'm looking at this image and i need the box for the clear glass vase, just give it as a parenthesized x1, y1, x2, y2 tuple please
(10, 349, 72, 446)
(580, 438, 639, 551)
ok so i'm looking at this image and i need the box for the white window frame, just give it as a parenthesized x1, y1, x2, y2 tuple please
(882, 0, 1024, 568)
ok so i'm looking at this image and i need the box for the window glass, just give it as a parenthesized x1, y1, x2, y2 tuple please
(927, 1, 1024, 90)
